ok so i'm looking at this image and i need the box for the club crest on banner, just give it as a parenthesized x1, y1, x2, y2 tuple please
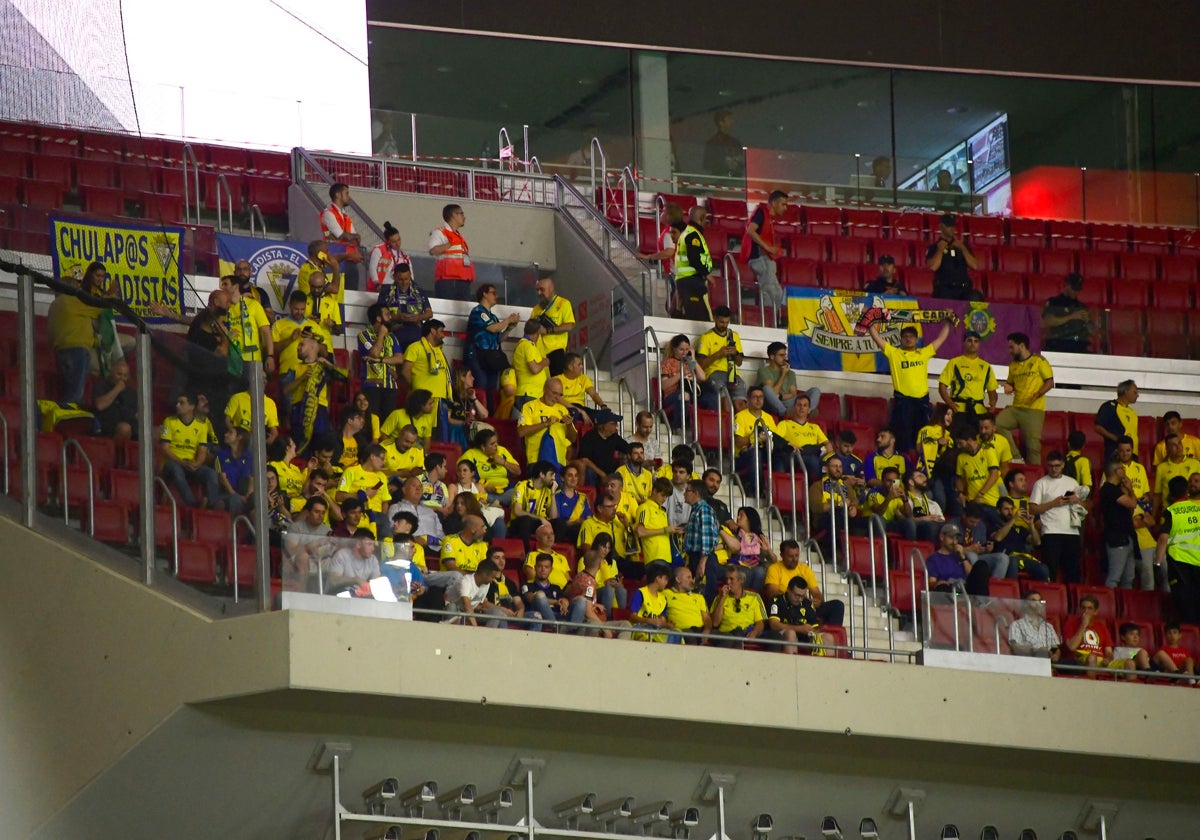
(964, 301, 997, 340)
(799, 291, 903, 354)
(216, 234, 307, 309)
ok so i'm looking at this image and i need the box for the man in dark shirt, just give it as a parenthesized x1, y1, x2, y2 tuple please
(925, 523, 991, 597)
(520, 553, 567, 630)
(702, 109, 744, 179)
(925, 213, 981, 301)
(701, 468, 737, 531)
(991, 496, 1050, 581)
(864, 254, 907, 295)
(185, 289, 235, 428)
(1100, 460, 1139, 589)
(575, 409, 629, 487)
(1041, 273, 1093, 353)
(765, 575, 823, 654)
(91, 360, 138, 439)
(744, 190, 788, 318)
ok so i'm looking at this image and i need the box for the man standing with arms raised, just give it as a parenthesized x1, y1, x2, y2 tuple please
(867, 317, 953, 455)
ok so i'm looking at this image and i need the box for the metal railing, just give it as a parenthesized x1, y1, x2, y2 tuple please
(615, 377, 638, 422)
(60, 439, 95, 536)
(994, 613, 1010, 655)
(722, 252, 743, 326)
(845, 570, 869, 660)
(153, 476, 180, 576)
(248, 203, 268, 237)
(616, 165, 638, 240)
(231, 515, 256, 604)
(580, 344, 601, 387)
(865, 514, 891, 606)
(213, 172, 234, 234)
(180, 143, 201, 225)
(588, 136, 607, 216)
(786, 453, 812, 550)
(642, 326, 664, 414)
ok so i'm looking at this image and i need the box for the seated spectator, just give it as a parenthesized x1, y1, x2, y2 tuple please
(810, 456, 865, 555)
(664, 460, 692, 528)
(483, 548, 524, 626)
(510, 462, 558, 544)
(521, 553, 568, 630)
(864, 428, 911, 489)
(160, 392, 220, 508)
(1007, 591, 1061, 659)
(733, 385, 784, 497)
(446, 560, 504, 626)
(776, 395, 830, 480)
(291, 467, 342, 523)
(420, 452, 455, 520)
(523, 521, 571, 587)
(766, 575, 825, 654)
(629, 411, 661, 465)
(584, 531, 626, 613)
(697, 307, 747, 411)
(709, 566, 766, 648)
(223, 390, 280, 447)
(727, 506, 775, 592)
(335, 409, 365, 470)
(616, 442, 653, 504)
(1063, 594, 1114, 677)
(1041, 272, 1093, 354)
(442, 489, 483, 537)
(629, 560, 674, 642)
(576, 409, 628, 487)
(375, 262, 431, 351)
(337, 444, 392, 535)
(465, 283, 520, 400)
(1153, 622, 1196, 677)
(565, 549, 629, 638)
(902, 469, 946, 543)
(864, 254, 906, 295)
(387, 475, 443, 551)
(660, 334, 706, 429)
(331, 496, 375, 539)
(953, 502, 1011, 579)
(826, 429, 867, 493)
(663, 565, 711, 642)
(214, 426, 254, 516)
(283, 496, 334, 586)
(90, 360, 137, 440)
(325, 529, 382, 593)
(762, 539, 845, 625)
(350, 391, 382, 446)
(925, 523, 991, 597)
(381, 425, 425, 480)
(555, 352, 606, 423)
(992, 495, 1049, 581)
(382, 388, 437, 449)
(439, 514, 490, 573)
(459, 428, 522, 507)
(1110, 622, 1152, 676)
(451, 460, 506, 535)
(445, 368, 490, 449)
(518, 379, 576, 472)
(512, 319, 550, 416)
(552, 462, 592, 544)
(757, 341, 820, 418)
(264, 466, 293, 545)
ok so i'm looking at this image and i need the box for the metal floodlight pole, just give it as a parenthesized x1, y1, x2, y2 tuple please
(17, 268, 37, 528)
(248, 361, 271, 611)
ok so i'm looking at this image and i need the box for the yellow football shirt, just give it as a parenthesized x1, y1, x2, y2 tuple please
(776, 419, 828, 451)
(513, 338, 548, 398)
(957, 446, 1001, 506)
(271, 317, 331, 376)
(938, 355, 997, 412)
(636, 499, 671, 563)
(403, 338, 450, 400)
(160, 416, 211, 461)
(518, 399, 572, 466)
(531, 296, 575, 354)
(733, 409, 778, 455)
(440, 534, 489, 573)
(381, 408, 435, 445)
(523, 548, 571, 588)
(338, 464, 391, 514)
(695, 329, 743, 377)
(1008, 354, 1054, 411)
(225, 391, 279, 432)
(882, 343, 936, 398)
(555, 371, 594, 406)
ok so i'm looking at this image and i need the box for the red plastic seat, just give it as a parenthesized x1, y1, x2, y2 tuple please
(817, 392, 842, 421)
(1075, 278, 1110, 308)
(139, 192, 185, 223)
(705, 196, 746, 222)
(1008, 218, 1047, 249)
(0, 132, 34, 155)
(970, 244, 996, 271)
(176, 540, 219, 584)
(1154, 282, 1193, 309)
(206, 144, 250, 172)
(1021, 581, 1068, 618)
(846, 536, 886, 579)
(86, 500, 131, 544)
(845, 395, 889, 429)
(1069, 584, 1117, 619)
(964, 215, 1004, 246)
(1160, 256, 1197, 285)
(778, 258, 820, 288)
(75, 159, 116, 188)
(492, 537, 527, 560)
(984, 271, 1025, 303)
(1117, 589, 1165, 622)
(996, 247, 1034, 274)
(1154, 311, 1188, 337)
(822, 263, 861, 289)
(804, 205, 842, 236)
(1049, 220, 1088, 250)
(23, 181, 65, 208)
(1108, 333, 1145, 358)
(246, 176, 288, 216)
(429, 442, 461, 474)
(771, 472, 807, 513)
(81, 186, 125, 216)
(1130, 225, 1172, 254)
(0, 152, 29, 179)
(116, 163, 157, 193)
(1078, 252, 1115, 279)
(1038, 249, 1075, 276)
(830, 238, 868, 264)
(1111, 279, 1150, 309)
(189, 508, 232, 551)
(0, 176, 21, 205)
(1089, 223, 1129, 253)
(31, 156, 73, 185)
(39, 127, 81, 156)
(888, 567, 927, 616)
(784, 234, 829, 262)
(1117, 253, 1156, 281)
(891, 540, 935, 571)
(837, 422, 875, 459)
(888, 210, 926, 241)
(843, 208, 883, 239)
(1175, 624, 1200, 660)
(903, 267, 934, 298)
(656, 193, 697, 214)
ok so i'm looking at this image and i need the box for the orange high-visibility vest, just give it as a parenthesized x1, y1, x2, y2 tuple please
(434, 227, 474, 281)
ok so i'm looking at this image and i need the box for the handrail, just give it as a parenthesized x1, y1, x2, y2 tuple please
(0, 409, 7, 496)
(231, 515, 256, 604)
(214, 173, 234, 234)
(749, 416, 768, 504)
(951, 580, 975, 653)
(923, 555, 933, 645)
(805, 536, 827, 596)
(653, 193, 665, 256)
(643, 325, 664, 413)
(950, 588, 962, 651)
(826, 479, 841, 576)
(764, 505, 786, 550)
(994, 613, 1010, 656)
(838, 492, 852, 580)
(617, 165, 638, 240)
(580, 344, 600, 388)
(527, 155, 543, 174)
(153, 476, 180, 575)
(497, 127, 514, 170)
(845, 570, 869, 660)
(588, 137, 607, 217)
(248, 204, 268, 238)
(678, 372, 699, 446)
(653, 409, 671, 465)
(60, 439, 95, 536)
(294, 147, 388, 242)
(615, 377, 638, 422)
(722, 384, 737, 476)
(790, 453, 812, 550)
(907, 547, 924, 640)
(865, 514, 884, 604)
(722, 252, 743, 326)
(180, 143, 201, 225)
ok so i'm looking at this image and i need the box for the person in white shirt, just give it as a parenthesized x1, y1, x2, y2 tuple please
(665, 461, 693, 528)
(1029, 449, 1088, 584)
(444, 559, 503, 626)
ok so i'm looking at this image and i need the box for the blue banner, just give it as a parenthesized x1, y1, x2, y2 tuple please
(216, 234, 307, 310)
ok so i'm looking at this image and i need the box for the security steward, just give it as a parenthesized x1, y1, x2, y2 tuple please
(673, 205, 714, 321)
(1157, 475, 1200, 624)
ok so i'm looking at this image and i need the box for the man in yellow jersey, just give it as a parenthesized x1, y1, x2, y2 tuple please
(1157, 475, 1200, 623)
(663, 565, 711, 642)
(224, 389, 279, 444)
(160, 392, 220, 507)
(978, 414, 1013, 474)
(995, 332, 1054, 465)
(555, 351, 608, 422)
(510, 461, 558, 543)
(761, 539, 845, 625)
(1153, 411, 1200, 466)
(1154, 434, 1200, 519)
(937, 330, 998, 416)
(518, 378, 577, 470)
(459, 428, 521, 505)
(710, 566, 766, 648)
(522, 521, 572, 587)
(696, 306, 746, 410)
(530, 276, 576, 377)
(954, 431, 1001, 526)
(776, 394, 830, 479)
(512, 319, 550, 416)
(868, 316, 953, 454)
(733, 385, 781, 498)
(219, 274, 275, 375)
(1094, 379, 1139, 462)
(297, 239, 344, 302)
(304, 271, 343, 336)
(380, 425, 424, 480)
(439, 514, 490, 573)
(635, 478, 679, 570)
(629, 560, 674, 642)
(336, 443, 392, 535)
(1114, 435, 1157, 590)
(401, 319, 451, 421)
(272, 291, 330, 416)
(616, 442, 653, 504)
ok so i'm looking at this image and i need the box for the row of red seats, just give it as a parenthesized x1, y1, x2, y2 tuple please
(655, 193, 1192, 255)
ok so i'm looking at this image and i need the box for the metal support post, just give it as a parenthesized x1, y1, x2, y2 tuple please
(248, 361, 271, 611)
(137, 329, 156, 584)
(17, 269, 37, 528)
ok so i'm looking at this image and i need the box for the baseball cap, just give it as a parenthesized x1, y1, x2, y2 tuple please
(878, 254, 895, 265)
(939, 213, 957, 226)
(592, 409, 622, 426)
(940, 523, 961, 539)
